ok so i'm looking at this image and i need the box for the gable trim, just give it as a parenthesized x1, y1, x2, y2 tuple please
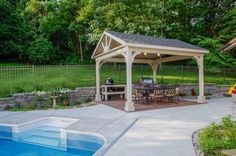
(91, 31, 126, 59)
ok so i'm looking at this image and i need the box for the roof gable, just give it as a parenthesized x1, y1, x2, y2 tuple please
(91, 32, 125, 59)
(92, 30, 208, 59)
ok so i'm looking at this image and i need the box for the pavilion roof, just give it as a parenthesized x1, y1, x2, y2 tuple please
(106, 30, 206, 51)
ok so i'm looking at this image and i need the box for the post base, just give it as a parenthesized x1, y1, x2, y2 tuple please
(197, 96, 207, 104)
(95, 94, 101, 102)
(124, 101, 135, 112)
(232, 94, 236, 103)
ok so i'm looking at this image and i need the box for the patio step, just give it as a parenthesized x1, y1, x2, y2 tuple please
(23, 135, 60, 147)
(19, 126, 61, 147)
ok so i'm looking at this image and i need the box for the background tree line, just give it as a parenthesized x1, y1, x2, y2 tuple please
(0, 0, 236, 66)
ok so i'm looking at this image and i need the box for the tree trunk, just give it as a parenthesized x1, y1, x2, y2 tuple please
(78, 34, 83, 63)
(75, 31, 80, 56)
(75, 31, 83, 63)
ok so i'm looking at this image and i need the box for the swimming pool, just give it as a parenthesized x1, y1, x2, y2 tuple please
(0, 117, 106, 156)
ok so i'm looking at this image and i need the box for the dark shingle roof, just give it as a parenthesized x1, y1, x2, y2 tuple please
(106, 30, 207, 51)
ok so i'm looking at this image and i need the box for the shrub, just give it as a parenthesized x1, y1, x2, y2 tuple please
(179, 92, 186, 97)
(26, 102, 37, 110)
(27, 36, 56, 64)
(46, 98, 53, 108)
(199, 115, 236, 155)
(14, 101, 21, 109)
(12, 86, 25, 94)
(84, 97, 92, 103)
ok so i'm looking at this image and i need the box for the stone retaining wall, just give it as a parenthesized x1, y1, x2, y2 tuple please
(0, 84, 231, 110)
(0, 87, 96, 110)
(180, 84, 230, 96)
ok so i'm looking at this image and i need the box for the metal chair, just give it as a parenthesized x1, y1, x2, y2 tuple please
(150, 88, 165, 104)
(132, 84, 143, 103)
(164, 87, 177, 103)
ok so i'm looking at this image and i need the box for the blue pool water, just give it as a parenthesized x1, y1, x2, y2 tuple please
(0, 124, 104, 156)
(0, 138, 94, 156)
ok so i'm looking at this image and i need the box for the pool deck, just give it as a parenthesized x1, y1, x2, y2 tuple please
(0, 97, 234, 156)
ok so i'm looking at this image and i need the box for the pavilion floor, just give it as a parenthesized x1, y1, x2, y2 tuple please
(99, 99, 199, 112)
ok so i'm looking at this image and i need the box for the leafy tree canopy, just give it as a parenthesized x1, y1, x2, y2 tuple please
(0, 0, 235, 65)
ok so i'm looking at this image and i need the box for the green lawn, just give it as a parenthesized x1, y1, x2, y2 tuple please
(0, 64, 235, 97)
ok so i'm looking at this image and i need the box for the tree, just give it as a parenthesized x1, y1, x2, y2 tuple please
(0, 0, 25, 61)
(27, 36, 55, 64)
(0, 0, 235, 65)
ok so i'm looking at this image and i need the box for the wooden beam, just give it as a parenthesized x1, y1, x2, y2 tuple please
(128, 46, 205, 57)
(108, 37, 112, 50)
(127, 43, 208, 53)
(104, 31, 126, 45)
(101, 42, 105, 49)
(222, 42, 236, 52)
(105, 57, 153, 64)
(157, 56, 192, 64)
(91, 32, 106, 59)
(105, 55, 191, 65)
(95, 47, 127, 61)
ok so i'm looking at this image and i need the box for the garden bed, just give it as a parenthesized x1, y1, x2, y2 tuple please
(192, 116, 236, 156)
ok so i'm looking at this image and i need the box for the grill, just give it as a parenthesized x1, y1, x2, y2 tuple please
(140, 77, 154, 84)
(105, 78, 114, 85)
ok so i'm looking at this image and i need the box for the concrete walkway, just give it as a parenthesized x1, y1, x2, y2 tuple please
(0, 98, 234, 156)
(104, 98, 234, 156)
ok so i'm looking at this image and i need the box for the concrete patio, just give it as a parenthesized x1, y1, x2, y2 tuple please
(0, 97, 234, 156)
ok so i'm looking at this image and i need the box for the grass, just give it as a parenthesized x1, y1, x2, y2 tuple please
(0, 62, 25, 66)
(0, 64, 235, 98)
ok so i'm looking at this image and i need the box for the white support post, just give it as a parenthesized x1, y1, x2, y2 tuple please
(150, 63, 158, 84)
(195, 56, 206, 103)
(95, 60, 102, 101)
(122, 51, 140, 112)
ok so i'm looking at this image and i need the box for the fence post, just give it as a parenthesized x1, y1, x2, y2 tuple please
(66, 65, 69, 87)
(161, 65, 164, 83)
(223, 67, 226, 84)
(32, 65, 35, 91)
(141, 65, 143, 77)
(118, 64, 121, 83)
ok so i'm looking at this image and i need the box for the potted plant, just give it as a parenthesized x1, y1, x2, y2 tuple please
(232, 86, 236, 103)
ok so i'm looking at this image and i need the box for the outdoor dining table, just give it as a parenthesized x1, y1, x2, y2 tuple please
(134, 84, 174, 104)
(136, 85, 156, 104)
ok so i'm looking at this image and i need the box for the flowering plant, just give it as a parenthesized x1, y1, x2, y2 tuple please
(232, 86, 236, 94)
(33, 91, 47, 96)
(59, 88, 71, 94)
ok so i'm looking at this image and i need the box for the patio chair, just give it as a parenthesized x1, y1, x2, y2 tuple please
(150, 88, 165, 104)
(164, 88, 177, 103)
(132, 84, 143, 103)
(175, 85, 180, 101)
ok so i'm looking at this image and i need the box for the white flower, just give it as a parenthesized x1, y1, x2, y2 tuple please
(59, 88, 71, 93)
(33, 91, 47, 96)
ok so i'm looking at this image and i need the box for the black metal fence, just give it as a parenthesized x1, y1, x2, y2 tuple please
(0, 65, 235, 97)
